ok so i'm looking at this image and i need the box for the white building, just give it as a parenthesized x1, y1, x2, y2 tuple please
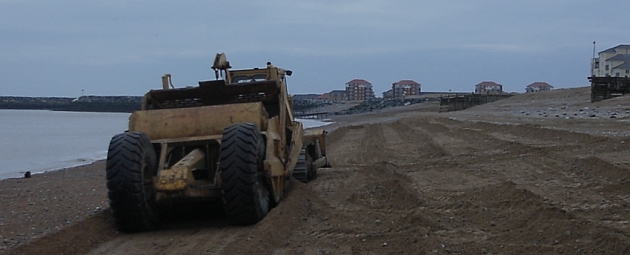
(592, 44, 630, 77)
(525, 82, 553, 93)
(474, 81, 503, 94)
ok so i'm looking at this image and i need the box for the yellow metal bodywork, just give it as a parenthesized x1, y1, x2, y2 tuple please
(262, 117, 303, 203)
(129, 102, 268, 140)
(129, 53, 324, 204)
(264, 117, 284, 177)
(285, 121, 304, 175)
(303, 128, 328, 157)
(154, 148, 205, 192)
(302, 128, 330, 171)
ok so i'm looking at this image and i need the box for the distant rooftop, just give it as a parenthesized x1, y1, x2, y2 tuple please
(393, 80, 420, 85)
(346, 79, 371, 84)
(600, 44, 630, 54)
(527, 82, 553, 88)
(475, 81, 502, 87)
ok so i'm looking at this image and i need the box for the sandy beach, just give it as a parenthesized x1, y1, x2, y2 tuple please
(1, 86, 630, 254)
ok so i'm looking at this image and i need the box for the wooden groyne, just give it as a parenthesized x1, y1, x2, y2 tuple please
(588, 76, 630, 102)
(294, 111, 329, 119)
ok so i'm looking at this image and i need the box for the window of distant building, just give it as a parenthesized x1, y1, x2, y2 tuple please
(605, 65, 609, 70)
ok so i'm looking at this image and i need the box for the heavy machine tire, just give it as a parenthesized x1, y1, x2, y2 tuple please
(293, 145, 315, 183)
(106, 131, 159, 232)
(307, 149, 317, 180)
(219, 123, 269, 225)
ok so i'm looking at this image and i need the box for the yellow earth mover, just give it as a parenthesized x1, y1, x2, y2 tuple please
(105, 53, 329, 232)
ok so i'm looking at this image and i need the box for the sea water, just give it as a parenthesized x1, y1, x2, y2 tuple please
(0, 110, 130, 179)
(0, 110, 330, 180)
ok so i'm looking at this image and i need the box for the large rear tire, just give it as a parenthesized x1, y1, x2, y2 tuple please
(219, 123, 269, 225)
(106, 132, 159, 232)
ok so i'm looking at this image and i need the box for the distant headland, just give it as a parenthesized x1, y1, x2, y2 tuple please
(0, 96, 143, 113)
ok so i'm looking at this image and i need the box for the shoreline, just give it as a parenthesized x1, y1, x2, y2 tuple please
(0, 158, 107, 181)
(0, 160, 110, 253)
(0, 152, 109, 182)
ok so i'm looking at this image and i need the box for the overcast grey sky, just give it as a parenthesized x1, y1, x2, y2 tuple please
(1, 0, 628, 97)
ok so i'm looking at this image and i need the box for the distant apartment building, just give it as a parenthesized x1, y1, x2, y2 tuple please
(317, 93, 330, 100)
(327, 90, 347, 101)
(592, 44, 630, 77)
(525, 82, 553, 93)
(345, 79, 375, 101)
(392, 80, 421, 99)
(292, 94, 321, 100)
(474, 81, 503, 94)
